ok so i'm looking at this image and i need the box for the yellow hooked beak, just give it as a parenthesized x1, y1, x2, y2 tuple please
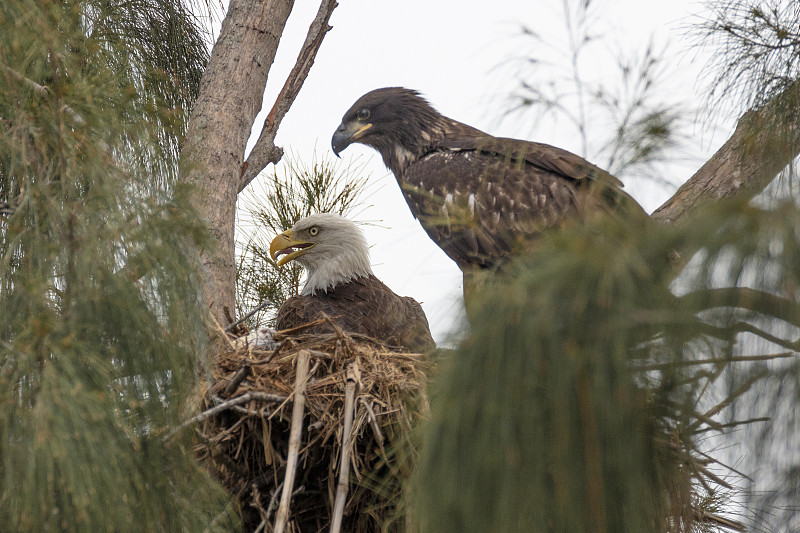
(332, 122, 373, 155)
(269, 230, 315, 266)
(351, 122, 373, 139)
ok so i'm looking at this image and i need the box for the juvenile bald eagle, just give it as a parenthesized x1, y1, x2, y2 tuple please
(269, 213, 434, 351)
(332, 87, 645, 272)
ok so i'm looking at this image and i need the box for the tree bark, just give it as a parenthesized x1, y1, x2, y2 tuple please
(652, 80, 800, 223)
(240, 0, 338, 193)
(180, 0, 294, 325)
(180, 0, 336, 327)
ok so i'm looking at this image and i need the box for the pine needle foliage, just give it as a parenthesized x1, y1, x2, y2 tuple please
(410, 201, 800, 532)
(81, 0, 212, 184)
(0, 0, 235, 530)
(695, 0, 800, 116)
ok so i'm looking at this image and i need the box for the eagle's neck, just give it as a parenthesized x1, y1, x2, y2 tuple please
(301, 244, 374, 296)
(373, 116, 479, 178)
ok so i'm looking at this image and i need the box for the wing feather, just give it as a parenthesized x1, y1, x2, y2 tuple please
(402, 137, 642, 269)
(276, 275, 433, 351)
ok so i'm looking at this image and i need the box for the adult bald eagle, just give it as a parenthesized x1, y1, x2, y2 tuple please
(332, 87, 645, 272)
(269, 213, 434, 351)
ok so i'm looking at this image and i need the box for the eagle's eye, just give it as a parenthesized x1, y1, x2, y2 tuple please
(357, 108, 370, 120)
(308, 226, 319, 236)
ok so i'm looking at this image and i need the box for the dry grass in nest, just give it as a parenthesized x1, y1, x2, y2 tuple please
(194, 321, 431, 532)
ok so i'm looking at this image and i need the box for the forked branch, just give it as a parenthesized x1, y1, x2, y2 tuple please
(239, 0, 339, 192)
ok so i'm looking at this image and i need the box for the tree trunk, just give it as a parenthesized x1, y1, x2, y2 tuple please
(180, 0, 336, 329)
(180, 0, 294, 326)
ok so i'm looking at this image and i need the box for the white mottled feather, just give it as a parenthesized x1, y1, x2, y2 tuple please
(393, 144, 415, 173)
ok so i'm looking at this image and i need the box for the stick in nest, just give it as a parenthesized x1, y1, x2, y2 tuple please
(273, 350, 311, 533)
(330, 361, 360, 533)
(361, 397, 385, 450)
(165, 391, 287, 441)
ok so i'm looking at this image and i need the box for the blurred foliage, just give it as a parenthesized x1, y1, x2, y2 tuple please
(0, 0, 236, 530)
(500, 0, 692, 188)
(452, 2, 800, 530)
(85, 0, 212, 186)
(410, 201, 800, 532)
(235, 152, 369, 328)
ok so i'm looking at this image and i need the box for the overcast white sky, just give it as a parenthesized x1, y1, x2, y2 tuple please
(236, 0, 733, 344)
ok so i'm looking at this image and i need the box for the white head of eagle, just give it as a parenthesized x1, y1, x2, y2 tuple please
(270, 213, 373, 295)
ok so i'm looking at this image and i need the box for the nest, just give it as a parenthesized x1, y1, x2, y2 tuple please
(195, 320, 430, 532)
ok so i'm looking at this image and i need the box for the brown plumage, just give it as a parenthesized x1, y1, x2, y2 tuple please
(275, 274, 432, 350)
(332, 87, 645, 272)
(269, 213, 434, 351)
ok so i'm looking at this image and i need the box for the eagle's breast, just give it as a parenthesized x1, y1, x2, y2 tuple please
(276, 274, 433, 351)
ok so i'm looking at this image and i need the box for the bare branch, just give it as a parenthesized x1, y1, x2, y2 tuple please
(652, 78, 800, 223)
(679, 287, 800, 327)
(633, 351, 796, 371)
(330, 362, 359, 533)
(239, 0, 339, 192)
(2, 62, 94, 131)
(165, 391, 288, 440)
(273, 350, 311, 533)
(225, 299, 273, 332)
(1, 62, 49, 94)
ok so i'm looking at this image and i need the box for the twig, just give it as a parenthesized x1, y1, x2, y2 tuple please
(201, 502, 237, 533)
(307, 349, 333, 360)
(360, 397, 385, 449)
(257, 341, 286, 366)
(267, 357, 318, 421)
(2, 63, 49, 94)
(696, 463, 734, 490)
(222, 364, 251, 396)
(273, 350, 311, 533)
(679, 288, 800, 328)
(694, 509, 746, 533)
(164, 391, 287, 440)
(273, 317, 328, 338)
(225, 299, 272, 332)
(330, 362, 360, 533)
(322, 312, 347, 339)
(693, 416, 770, 434)
(239, 0, 339, 192)
(213, 391, 287, 405)
(633, 351, 795, 371)
(2, 63, 88, 126)
(688, 369, 768, 432)
(264, 481, 284, 524)
(251, 483, 268, 532)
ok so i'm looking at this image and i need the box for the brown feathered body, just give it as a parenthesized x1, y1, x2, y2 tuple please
(276, 274, 433, 351)
(332, 87, 645, 271)
(270, 213, 434, 352)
